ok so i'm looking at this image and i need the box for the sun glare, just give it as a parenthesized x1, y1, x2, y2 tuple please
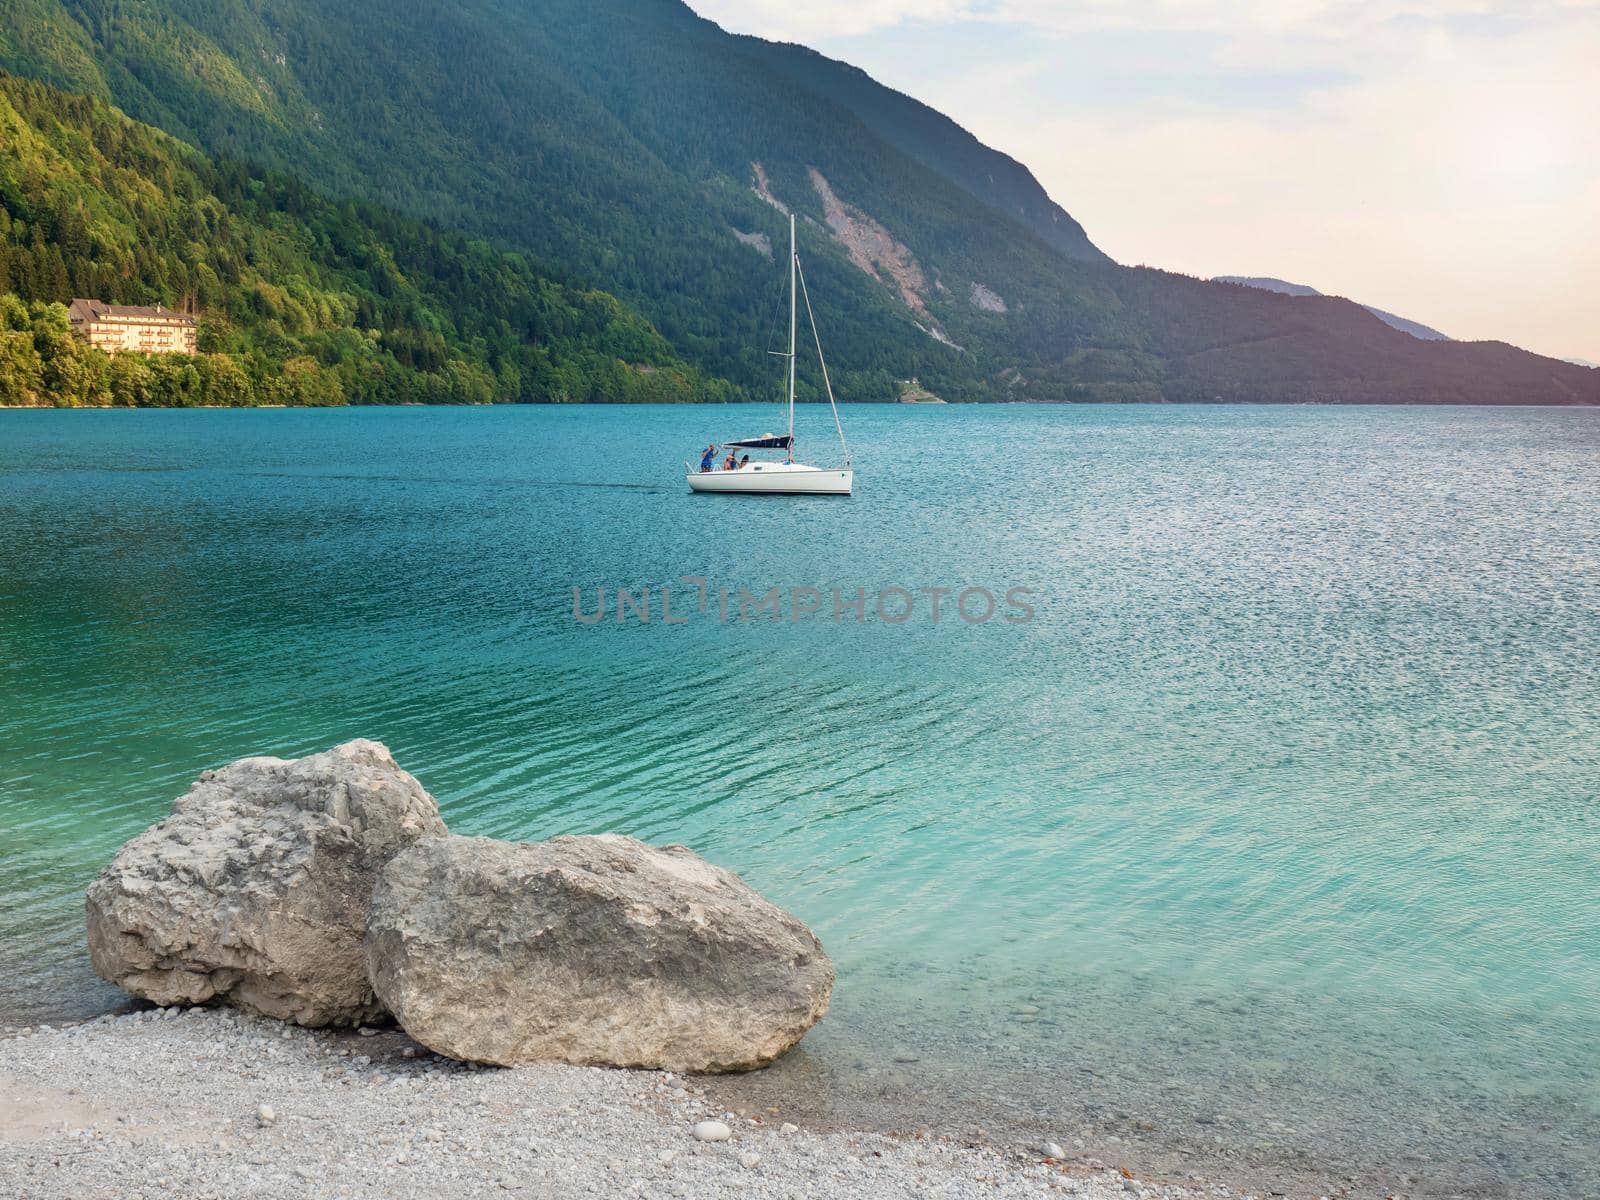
(1481, 117, 1566, 180)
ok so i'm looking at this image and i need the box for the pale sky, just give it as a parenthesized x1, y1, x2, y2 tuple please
(688, 1, 1600, 363)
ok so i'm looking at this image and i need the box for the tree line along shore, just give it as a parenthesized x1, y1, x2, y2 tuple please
(0, 73, 731, 409)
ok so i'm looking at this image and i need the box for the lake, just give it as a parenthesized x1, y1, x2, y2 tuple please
(2, 402, 1597, 1197)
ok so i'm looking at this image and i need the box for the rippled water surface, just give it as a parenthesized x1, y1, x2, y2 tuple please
(2, 404, 1597, 1196)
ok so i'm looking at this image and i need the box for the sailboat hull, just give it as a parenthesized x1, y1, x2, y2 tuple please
(687, 465, 853, 495)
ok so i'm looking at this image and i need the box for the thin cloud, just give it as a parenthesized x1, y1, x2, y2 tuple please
(691, 0, 975, 40)
(691, 1, 1599, 43)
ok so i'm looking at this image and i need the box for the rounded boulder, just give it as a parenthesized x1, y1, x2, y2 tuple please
(366, 833, 833, 1071)
(86, 739, 447, 1026)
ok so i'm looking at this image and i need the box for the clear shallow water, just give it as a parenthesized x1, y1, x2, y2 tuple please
(2, 404, 1597, 1196)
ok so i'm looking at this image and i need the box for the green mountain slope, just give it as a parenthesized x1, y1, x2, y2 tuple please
(727, 37, 1106, 265)
(0, 70, 720, 406)
(3, 0, 1595, 405)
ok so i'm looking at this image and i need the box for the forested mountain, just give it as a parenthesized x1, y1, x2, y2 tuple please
(3, 0, 1595, 405)
(0, 71, 719, 406)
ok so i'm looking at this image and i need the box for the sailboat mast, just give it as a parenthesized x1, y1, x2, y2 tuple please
(787, 213, 797, 459)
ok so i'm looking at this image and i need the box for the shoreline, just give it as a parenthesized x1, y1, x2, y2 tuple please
(0, 959, 1471, 1200)
(0, 1009, 1226, 1200)
(0, 983, 1448, 1200)
(5, 400, 1600, 412)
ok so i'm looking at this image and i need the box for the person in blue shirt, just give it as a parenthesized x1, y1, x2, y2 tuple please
(699, 444, 716, 473)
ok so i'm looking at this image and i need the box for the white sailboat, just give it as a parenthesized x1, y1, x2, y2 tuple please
(687, 214, 853, 496)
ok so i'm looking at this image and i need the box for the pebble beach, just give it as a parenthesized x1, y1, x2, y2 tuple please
(0, 1009, 1228, 1200)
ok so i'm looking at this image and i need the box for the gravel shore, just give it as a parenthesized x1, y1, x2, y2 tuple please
(0, 1009, 1232, 1200)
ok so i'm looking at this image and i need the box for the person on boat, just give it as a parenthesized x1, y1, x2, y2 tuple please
(724, 449, 737, 471)
(699, 444, 716, 473)
(740, 454, 750, 470)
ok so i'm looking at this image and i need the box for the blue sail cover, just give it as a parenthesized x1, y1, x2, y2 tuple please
(724, 434, 793, 450)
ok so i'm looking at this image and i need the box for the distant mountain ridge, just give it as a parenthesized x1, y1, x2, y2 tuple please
(1214, 276, 1451, 342)
(1, 0, 1595, 406)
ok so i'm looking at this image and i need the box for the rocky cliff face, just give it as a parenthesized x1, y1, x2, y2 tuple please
(808, 167, 931, 314)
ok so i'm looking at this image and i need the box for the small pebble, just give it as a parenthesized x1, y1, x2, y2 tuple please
(780, 1122, 799, 1134)
(739, 1151, 761, 1169)
(692, 1120, 731, 1143)
(1041, 1142, 1066, 1159)
(255, 1105, 275, 1127)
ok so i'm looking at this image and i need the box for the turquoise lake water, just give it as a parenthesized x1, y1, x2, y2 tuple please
(1, 403, 1597, 1196)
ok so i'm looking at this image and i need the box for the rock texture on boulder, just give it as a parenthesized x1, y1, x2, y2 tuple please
(367, 834, 833, 1071)
(86, 740, 447, 1026)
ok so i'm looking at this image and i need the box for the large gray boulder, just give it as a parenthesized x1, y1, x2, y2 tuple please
(86, 740, 447, 1026)
(366, 834, 833, 1071)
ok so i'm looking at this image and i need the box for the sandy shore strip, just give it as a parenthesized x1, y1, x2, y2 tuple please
(0, 1009, 1237, 1200)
